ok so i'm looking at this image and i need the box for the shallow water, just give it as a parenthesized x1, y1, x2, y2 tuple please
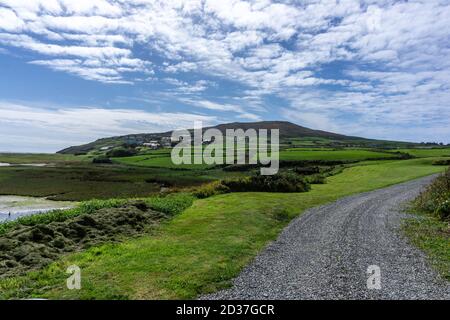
(0, 195, 74, 222)
(0, 163, 49, 167)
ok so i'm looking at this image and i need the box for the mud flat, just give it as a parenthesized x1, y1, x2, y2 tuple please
(0, 196, 74, 222)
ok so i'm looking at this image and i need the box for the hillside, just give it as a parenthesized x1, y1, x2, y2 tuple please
(57, 121, 412, 154)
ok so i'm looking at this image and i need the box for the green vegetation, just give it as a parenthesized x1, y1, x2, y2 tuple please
(0, 153, 83, 164)
(402, 168, 450, 280)
(0, 193, 194, 236)
(1, 129, 449, 300)
(0, 193, 195, 280)
(413, 169, 450, 220)
(396, 148, 450, 158)
(433, 159, 450, 166)
(279, 149, 401, 161)
(0, 157, 445, 299)
(222, 172, 310, 193)
(403, 213, 450, 281)
(0, 165, 161, 201)
(114, 154, 213, 169)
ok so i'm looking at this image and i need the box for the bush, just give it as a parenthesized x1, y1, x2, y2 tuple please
(293, 166, 321, 175)
(223, 172, 310, 193)
(433, 159, 450, 166)
(414, 169, 450, 220)
(107, 147, 137, 158)
(193, 181, 230, 199)
(306, 175, 327, 184)
(436, 199, 450, 220)
(92, 156, 112, 164)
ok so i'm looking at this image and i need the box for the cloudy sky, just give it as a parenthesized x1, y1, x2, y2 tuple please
(0, 0, 449, 152)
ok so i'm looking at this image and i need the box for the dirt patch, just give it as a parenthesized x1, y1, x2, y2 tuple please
(0, 201, 167, 278)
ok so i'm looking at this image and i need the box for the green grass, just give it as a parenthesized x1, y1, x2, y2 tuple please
(403, 211, 450, 280)
(0, 165, 162, 201)
(396, 148, 450, 158)
(0, 153, 84, 164)
(113, 154, 213, 169)
(0, 157, 445, 300)
(279, 149, 399, 161)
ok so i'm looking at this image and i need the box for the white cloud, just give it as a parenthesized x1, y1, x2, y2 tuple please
(0, 101, 218, 152)
(0, 0, 449, 141)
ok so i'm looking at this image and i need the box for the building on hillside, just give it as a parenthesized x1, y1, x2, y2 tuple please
(161, 137, 172, 147)
(143, 141, 160, 149)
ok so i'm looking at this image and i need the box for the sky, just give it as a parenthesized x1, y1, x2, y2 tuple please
(0, 0, 449, 153)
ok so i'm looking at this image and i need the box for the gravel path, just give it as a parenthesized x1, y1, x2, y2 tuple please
(204, 175, 450, 300)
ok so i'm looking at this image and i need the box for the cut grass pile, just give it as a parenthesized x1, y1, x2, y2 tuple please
(0, 193, 195, 236)
(0, 202, 168, 278)
(0, 157, 445, 300)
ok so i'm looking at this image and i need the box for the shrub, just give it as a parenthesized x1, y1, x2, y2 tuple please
(414, 169, 450, 220)
(107, 147, 137, 158)
(436, 199, 450, 220)
(92, 156, 112, 164)
(306, 175, 327, 184)
(223, 172, 310, 193)
(193, 181, 230, 199)
(433, 159, 450, 166)
(293, 166, 321, 175)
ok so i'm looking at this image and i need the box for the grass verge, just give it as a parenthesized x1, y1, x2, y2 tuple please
(403, 211, 450, 280)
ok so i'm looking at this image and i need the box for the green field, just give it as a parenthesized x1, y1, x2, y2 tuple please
(0, 153, 83, 164)
(113, 154, 213, 169)
(279, 149, 399, 161)
(395, 148, 450, 158)
(1, 157, 445, 299)
(114, 149, 401, 169)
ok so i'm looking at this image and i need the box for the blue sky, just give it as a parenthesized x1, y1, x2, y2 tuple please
(0, 0, 449, 152)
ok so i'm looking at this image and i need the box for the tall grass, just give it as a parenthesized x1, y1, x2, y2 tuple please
(414, 168, 450, 220)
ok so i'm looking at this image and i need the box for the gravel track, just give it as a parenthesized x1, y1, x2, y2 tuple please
(204, 175, 450, 300)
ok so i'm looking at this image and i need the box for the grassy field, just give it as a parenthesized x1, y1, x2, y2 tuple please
(0, 162, 246, 201)
(114, 149, 401, 169)
(113, 154, 214, 169)
(0, 165, 161, 201)
(0, 157, 445, 299)
(279, 149, 399, 161)
(396, 148, 450, 158)
(0, 153, 83, 164)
